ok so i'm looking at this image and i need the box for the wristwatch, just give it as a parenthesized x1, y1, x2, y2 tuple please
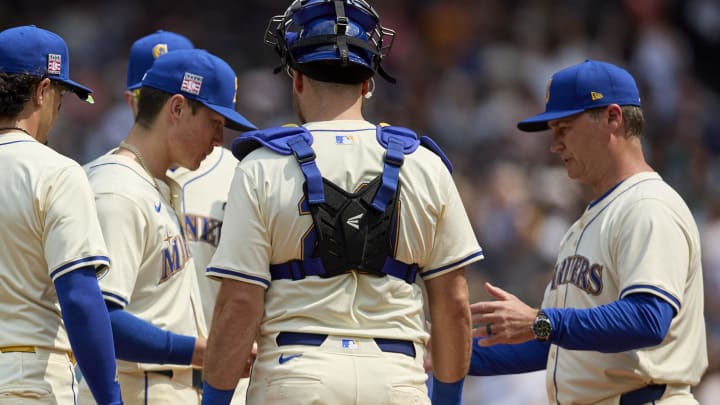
(532, 309, 552, 341)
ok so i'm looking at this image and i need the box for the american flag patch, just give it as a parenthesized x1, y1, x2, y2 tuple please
(335, 135, 356, 145)
(181, 72, 203, 95)
(341, 339, 359, 350)
(47, 54, 62, 75)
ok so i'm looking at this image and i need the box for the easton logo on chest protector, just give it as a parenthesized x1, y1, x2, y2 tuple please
(346, 213, 363, 230)
(231, 124, 453, 284)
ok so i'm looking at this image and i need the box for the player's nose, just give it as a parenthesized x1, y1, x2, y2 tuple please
(549, 132, 564, 154)
(213, 129, 223, 146)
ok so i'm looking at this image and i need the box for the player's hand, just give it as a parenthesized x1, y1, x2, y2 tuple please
(423, 321, 433, 372)
(191, 336, 207, 367)
(240, 341, 257, 378)
(471, 282, 537, 346)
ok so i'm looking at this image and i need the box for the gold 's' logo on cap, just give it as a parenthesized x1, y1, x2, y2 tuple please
(545, 79, 552, 105)
(591, 91, 604, 101)
(152, 43, 169, 59)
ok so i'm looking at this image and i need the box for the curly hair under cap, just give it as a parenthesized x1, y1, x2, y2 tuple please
(0, 73, 44, 118)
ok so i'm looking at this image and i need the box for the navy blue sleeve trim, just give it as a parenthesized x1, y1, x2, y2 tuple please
(206, 267, 271, 287)
(544, 292, 674, 353)
(102, 291, 129, 307)
(422, 251, 483, 278)
(50, 255, 110, 279)
(55, 266, 122, 404)
(469, 339, 549, 376)
(620, 284, 680, 310)
(106, 302, 195, 365)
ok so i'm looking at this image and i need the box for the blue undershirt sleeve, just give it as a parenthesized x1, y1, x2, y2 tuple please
(469, 339, 549, 376)
(544, 292, 674, 352)
(54, 266, 122, 405)
(106, 302, 195, 365)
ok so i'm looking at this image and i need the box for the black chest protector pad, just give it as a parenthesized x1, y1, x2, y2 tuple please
(309, 175, 398, 277)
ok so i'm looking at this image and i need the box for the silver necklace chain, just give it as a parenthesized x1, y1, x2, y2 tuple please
(118, 140, 160, 191)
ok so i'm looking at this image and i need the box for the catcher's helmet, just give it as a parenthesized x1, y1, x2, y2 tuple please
(265, 0, 396, 84)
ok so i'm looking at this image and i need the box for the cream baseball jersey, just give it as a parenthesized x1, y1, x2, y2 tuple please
(85, 152, 202, 373)
(208, 120, 483, 344)
(167, 146, 236, 329)
(541, 172, 707, 404)
(0, 131, 109, 350)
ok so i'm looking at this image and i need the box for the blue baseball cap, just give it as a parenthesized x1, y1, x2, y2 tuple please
(517, 60, 641, 132)
(141, 49, 256, 131)
(126, 30, 194, 91)
(0, 25, 93, 103)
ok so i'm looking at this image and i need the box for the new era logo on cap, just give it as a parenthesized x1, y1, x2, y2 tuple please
(180, 72, 203, 95)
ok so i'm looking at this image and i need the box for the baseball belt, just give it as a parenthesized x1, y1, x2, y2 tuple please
(276, 332, 416, 358)
(619, 384, 666, 404)
(0, 346, 75, 364)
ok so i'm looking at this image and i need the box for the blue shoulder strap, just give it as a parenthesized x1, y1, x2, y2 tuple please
(373, 125, 419, 212)
(231, 125, 325, 204)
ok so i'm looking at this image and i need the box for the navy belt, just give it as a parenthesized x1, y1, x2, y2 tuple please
(619, 384, 666, 405)
(146, 369, 203, 390)
(276, 332, 416, 358)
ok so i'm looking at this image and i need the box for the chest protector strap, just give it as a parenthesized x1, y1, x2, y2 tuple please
(232, 124, 451, 284)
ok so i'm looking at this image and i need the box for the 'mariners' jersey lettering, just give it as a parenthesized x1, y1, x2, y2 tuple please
(160, 235, 192, 283)
(184, 214, 222, 247)
(550, 254, 603, 295)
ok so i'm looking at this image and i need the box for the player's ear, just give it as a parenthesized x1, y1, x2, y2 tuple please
(33, 78, 52, 107)
(292, 69, 304, 94)
(168, 94, 186, 121)
(606, 104, 623, 133)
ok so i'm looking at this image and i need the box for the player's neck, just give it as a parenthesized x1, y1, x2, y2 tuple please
(300, 100, 364, 122)
(0, 115, 38, 140)
(121, 127, 171, 179)
(590, 156, 653, 200)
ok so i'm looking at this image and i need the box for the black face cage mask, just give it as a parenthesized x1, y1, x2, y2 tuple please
(264, 0, 397, 84)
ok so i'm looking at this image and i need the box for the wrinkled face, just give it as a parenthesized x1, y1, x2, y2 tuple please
(172, 103, 224, 170)
(548, 109, 607, 185)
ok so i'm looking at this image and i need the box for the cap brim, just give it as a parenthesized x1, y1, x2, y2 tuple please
(56, 78, 95, 104)
(517, 108, 585, 132)
(205, 103, 257, 132)
(127, 82, 142, 91)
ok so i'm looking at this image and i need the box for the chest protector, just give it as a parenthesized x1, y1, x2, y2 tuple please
(232, 124, 452, 284)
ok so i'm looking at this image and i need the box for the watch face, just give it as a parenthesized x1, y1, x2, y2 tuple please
(533, 315, 552, 340)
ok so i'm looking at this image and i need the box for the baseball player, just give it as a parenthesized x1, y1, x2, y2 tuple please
(468, 60, 707, 404)
(202, 1, 483, 404)
(0, 25, 121, 404)
(122, 30, 253, 403)
(77, 49, 255, 405)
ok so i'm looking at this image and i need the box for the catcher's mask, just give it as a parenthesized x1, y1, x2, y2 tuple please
(264, 0, 396, 84)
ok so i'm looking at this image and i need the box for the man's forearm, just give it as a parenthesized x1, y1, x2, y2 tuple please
(427, 268, 472, 381)
(204, 278, 265, 390)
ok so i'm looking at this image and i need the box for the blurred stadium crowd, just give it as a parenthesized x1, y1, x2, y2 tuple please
(3, 0, 720, 401)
